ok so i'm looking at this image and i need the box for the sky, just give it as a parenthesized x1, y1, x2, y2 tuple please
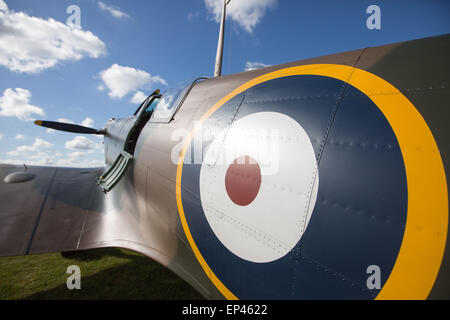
(0, 0, 449, 167)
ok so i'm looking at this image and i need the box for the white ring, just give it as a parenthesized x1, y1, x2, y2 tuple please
(199, 112, 319, 263)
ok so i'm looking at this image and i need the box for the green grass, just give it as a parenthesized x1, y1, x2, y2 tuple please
(0, 248, 204, 300)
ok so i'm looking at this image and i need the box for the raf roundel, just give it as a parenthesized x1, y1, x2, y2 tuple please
(176, 64, 445, 300)
(199, 112, 319, 263)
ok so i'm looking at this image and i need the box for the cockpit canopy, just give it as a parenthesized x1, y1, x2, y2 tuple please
(135, 77, 207, 123)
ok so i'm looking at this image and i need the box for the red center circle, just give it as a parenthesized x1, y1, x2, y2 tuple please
(225, 155, 261, 206)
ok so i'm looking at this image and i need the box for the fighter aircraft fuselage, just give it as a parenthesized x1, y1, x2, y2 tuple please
(1, 34, 449, 300)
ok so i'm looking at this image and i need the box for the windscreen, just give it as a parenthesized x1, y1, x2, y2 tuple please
(150, 80, 190, 123)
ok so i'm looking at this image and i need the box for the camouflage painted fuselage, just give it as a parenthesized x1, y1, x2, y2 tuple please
(1, 34, 449, 299)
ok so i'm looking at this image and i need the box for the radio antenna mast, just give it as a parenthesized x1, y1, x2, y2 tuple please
(214, 0, 231, 77)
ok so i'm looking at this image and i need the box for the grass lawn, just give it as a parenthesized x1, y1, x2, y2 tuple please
(0, 248, 204, 300)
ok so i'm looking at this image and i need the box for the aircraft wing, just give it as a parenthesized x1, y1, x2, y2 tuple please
(0, 164, 105, 257)
(0, 163, 211, 297)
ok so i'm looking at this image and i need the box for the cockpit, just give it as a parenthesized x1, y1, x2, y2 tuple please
(98, 77, 207, 193)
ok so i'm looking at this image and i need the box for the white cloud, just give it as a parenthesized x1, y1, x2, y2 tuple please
(1, 151, 105, 168)
(99, 64, 166, 99)
(187, 12, 200, 21)
(0, 2, 106, 73)
(81, 117, 94, 127)
(204, 0, 277, 33)
(98, 1, 129, 19)
(67, 151, 85, 158)
(15, 133, 25, 140)
(130, 91, 147, 104)
(0, 0, 7, 12)
(0, 88, 45, 121)
(1, 152, 55, 166)
(53, 157, 105, 167)
(65, 135, 96, 150)
(0, 133, 3, 140)
(7, 138, 53, 157)
(244, 61, 271, 71)
(57, 118, 75, 124)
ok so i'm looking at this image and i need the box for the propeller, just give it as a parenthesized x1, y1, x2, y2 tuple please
(34, 120, 106, 135)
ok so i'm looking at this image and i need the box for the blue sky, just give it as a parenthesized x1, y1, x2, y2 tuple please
(0, 0, 449, 167)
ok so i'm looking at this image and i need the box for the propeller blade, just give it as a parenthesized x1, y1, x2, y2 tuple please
(34, 120, 106, 135)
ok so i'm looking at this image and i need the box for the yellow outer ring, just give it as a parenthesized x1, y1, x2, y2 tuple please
(176, 64, 448, 300)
